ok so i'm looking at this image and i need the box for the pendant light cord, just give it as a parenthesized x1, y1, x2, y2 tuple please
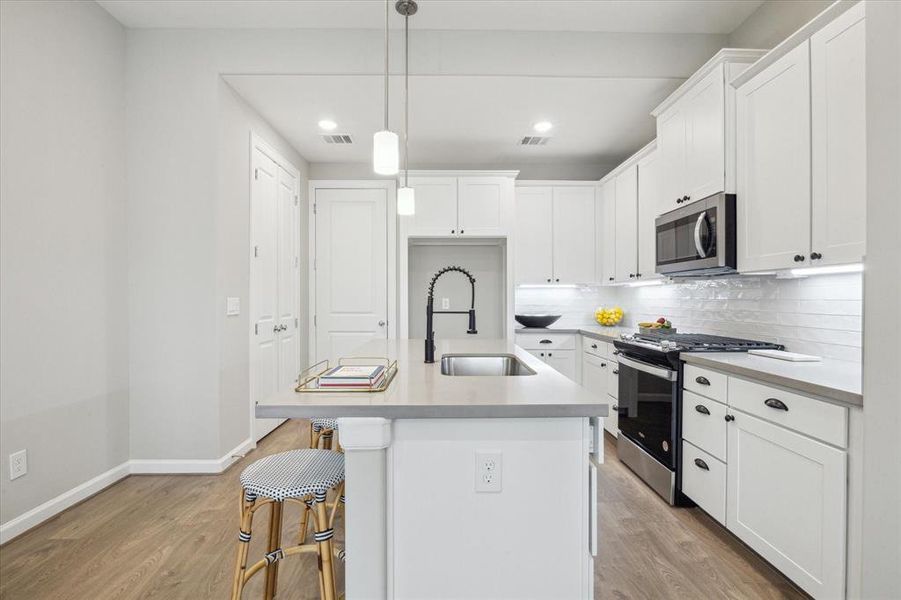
(384, 0, 389, 131)
(404, 11, 409, 187)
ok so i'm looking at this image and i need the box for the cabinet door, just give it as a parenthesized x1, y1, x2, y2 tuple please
(406, 177, 458, 236)
(552, 186, 596, 283)
(458, 177, 508, 236)
(515, 187, 554, 284)
(606, 360, 619, 400)
(736, 42, 812, 272)
(684, 64, 726, 203)
(544, 350, 576, 382)
(657, 104, 687, 211)
(811, 3, 866, 266)
(636, 150, 661, 280)
(614, 166, 638, 283)
(727, 411, 846, 599)
(600, 181, 617, 285)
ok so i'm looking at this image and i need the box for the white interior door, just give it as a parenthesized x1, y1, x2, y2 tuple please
(250, 141, 299, 442)
(314, 187, 388, 364)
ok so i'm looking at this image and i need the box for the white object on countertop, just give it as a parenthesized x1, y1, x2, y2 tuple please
(748, 349, 822, 362)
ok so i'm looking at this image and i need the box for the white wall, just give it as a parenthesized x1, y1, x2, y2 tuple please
(727, 0, 834, 48)
(216, 80, 309, 456)
(0, 0, 128, 523)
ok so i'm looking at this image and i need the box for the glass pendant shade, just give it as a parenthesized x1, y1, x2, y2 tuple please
(397, 186, 415, 216)
(373, 130, 399, 175)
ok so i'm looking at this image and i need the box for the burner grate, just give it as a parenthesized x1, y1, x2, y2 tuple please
(631, 332, 783, 351)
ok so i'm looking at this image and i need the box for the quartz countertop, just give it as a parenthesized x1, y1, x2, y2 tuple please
(515, 325, 632, 343)
(256, 338, 609, 420)
(682, 352, 862, 408)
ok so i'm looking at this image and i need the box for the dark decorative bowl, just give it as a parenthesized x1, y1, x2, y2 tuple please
(515, 314, 562, 328)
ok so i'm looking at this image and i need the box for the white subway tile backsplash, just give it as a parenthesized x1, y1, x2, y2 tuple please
(515, 273, 863, 362)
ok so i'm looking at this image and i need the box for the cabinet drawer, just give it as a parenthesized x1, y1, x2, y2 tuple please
(681, 440, 726, 525)
(682, 390, 727, 461)
(582, 336, 609, 358)
(515, 333, 575, 350)
(728, 377, 848, 448)
(683, 364, 727, 403)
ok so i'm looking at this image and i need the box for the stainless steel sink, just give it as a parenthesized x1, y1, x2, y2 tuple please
(439, 354, 536, 376)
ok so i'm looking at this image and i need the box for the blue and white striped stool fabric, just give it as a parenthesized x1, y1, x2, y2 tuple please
(239, 449, 344, 502)
(311, 418, 339, 432)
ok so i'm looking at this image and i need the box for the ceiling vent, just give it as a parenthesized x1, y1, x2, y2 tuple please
(519, 136, 551, 146)
(321, 133, 354, 145)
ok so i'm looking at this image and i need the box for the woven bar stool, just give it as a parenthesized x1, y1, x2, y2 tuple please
(310, 418, 338, 450)
(231, 449, 345, 600)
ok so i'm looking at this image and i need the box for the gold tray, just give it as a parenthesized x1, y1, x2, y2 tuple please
(295, 357, 398, 393)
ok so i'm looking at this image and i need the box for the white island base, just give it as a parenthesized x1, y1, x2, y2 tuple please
(340, 416, 599, 600)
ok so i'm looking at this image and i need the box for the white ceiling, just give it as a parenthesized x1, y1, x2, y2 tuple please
(223, 74, 680, 166)
(98, 0, 763, 34)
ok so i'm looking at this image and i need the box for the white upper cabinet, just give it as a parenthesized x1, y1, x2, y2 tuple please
(736, 42, 812, 272)
(614, 166, 639, 282)
(405, 174, 513, 237)
(735, 2, 866, 273)
(552, 186, 596, 284)
(637, 148, 661, 280)
(811, 2, 867, 266)
(654, 50, 766, 212)
(600, 180, 617, 285)
(514, 186, 554, 284)
(514, 183, 596, 284)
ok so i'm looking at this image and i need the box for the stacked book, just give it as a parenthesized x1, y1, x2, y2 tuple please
(318, 364, 387, 389)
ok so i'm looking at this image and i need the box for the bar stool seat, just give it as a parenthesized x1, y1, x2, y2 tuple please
(311, 417, 339, 433)
(240, 450, 344, 502)
(232, 449, 345, 600)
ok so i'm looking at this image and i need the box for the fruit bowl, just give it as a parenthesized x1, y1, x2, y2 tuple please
(595, 306, 623, 327)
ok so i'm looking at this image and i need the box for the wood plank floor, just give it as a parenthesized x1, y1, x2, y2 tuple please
(0, 421, 806, 599)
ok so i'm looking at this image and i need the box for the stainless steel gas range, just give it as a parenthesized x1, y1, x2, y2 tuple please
(612, 332, 783, 505)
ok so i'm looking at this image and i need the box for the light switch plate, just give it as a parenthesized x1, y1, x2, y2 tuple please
(475, 451, 502, 493)
(9, 449, 27, 480)
(226, 297, 240, 316)
(441, 297, 450, 310)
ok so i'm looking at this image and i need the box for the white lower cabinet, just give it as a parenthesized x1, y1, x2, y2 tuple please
(582, 352, 616, 436)
(542, 350, 576, 381)
(681, 440, 726, 525)
(727, 410, 847, 599)
(516, 333, 578, 382)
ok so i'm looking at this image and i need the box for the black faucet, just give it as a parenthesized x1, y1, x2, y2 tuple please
(425, 266, 478, 363)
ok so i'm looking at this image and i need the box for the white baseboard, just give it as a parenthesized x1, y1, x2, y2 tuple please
(0, 437, 255, 545)
(0, 461, 131, 545)
(129, 437, 254, 474)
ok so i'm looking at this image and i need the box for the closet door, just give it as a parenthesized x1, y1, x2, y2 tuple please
(276, 166, 300, 391)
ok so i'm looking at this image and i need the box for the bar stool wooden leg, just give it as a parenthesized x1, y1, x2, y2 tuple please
(298, 499, 311, 544)
(264, 501, 284, 600)
(310, 424, 321, 449)
(314, 496, 338, 600)
(321, 430, 333, 450)
(231, 491, 256, 600)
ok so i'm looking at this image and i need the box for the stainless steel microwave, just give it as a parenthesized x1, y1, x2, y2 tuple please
(655, 192, 736, 276)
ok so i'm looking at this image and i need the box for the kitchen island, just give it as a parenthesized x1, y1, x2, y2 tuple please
(257, 338, 608, 600)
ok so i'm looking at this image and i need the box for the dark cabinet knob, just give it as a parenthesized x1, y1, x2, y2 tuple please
(695, 404, 711, 415)
(695, 376, 711, 386)
(683, 195, 690, 202)
(764, 398, 789, 411)
(555, 278, 560, 282)
(612, 404, 619, 411)
(591, 344, 598, 349)
(547, 278, 551, 282)
(629, 273, 635, 278)
(460, 229, 464, 234)
(608, 277, 614, 281)
(694, 458, 710, 471)
(676, 197, 682, 204)
(547, 352, 553, 357)
(793, 254, 805, 262)
(600, 362, 607, 367)
(451, 229, 455, 234)
(612, 369, 619, 375)
(636, 273, 642, 278)
(725, 414, 735, 422)
(539, 353, 545, 357)
(810, 252, 822, 260)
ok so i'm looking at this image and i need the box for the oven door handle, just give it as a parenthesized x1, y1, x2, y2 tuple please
(617, 355, 678, 382)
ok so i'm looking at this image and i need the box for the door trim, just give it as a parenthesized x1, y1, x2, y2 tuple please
(308, 180, 398, 365)
(248, 132, 300, 443)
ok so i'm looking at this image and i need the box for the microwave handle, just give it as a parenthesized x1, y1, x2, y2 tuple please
(694, 211, 710, 258)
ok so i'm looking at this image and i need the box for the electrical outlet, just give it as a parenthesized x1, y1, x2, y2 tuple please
(441, 297, 450, 310)
(9, 449, 27, 480)
(475, 451, 502, 493)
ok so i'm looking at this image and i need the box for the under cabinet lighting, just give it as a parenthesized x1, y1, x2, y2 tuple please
(517, 284, 579, 289)
(626, 279, 665, 288)
(789, 263, 863, 277)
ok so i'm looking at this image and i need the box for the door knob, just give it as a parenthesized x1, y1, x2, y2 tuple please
(378, 320, 386, 327)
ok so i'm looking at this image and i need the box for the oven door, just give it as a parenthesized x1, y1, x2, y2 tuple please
(616, 355, 678, 469)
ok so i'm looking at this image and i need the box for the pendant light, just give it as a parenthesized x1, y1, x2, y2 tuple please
(373, 0, 399, 175)
(395, 0, 417, 216)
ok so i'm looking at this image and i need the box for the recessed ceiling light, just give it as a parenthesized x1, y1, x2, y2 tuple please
(533, 121, 553, 133)
(318, 119, 338, 131)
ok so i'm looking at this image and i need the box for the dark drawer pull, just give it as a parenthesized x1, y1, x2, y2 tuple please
(694, 458, 709, 471)
(764, 398, 789, 411)
(695, 376, 711, 386)
(539, 339, 552, 344)
(695, 404, 710, 415)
